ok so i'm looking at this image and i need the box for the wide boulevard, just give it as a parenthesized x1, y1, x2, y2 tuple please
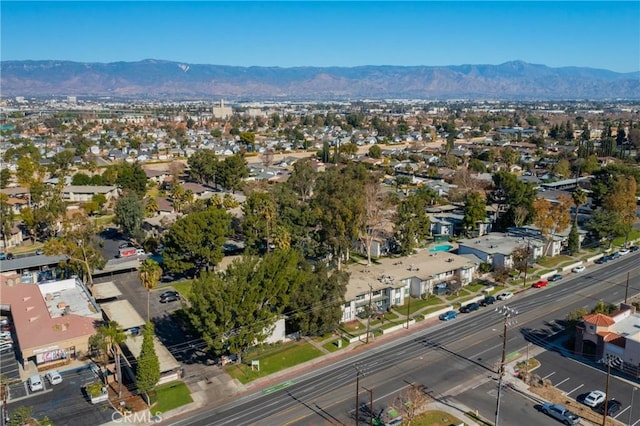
(169, 253, 640, 426)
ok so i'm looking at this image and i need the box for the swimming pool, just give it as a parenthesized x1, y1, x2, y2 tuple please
(429, 244, 453, 252)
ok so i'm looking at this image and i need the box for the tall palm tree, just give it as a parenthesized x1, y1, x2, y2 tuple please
(95, 321, 126, 396)
(572, 188, 588, 225)
(139, 259, 162, 322)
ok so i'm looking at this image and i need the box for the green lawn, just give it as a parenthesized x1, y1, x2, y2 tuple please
(445, 289, 470, 301)
(412, 410, 466, 426)
(395, 296, 442, 315)
(151, 381, 193, 414)
(168, 280, 194, 300)
(225, 341, 323, 384)
(537, 254, 574, 268)
(322, 338, 349, 352)
(340, 321, 365, 334)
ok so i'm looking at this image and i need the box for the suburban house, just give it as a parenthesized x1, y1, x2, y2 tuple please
(574, 304, 640, 379)
(457, 232, 544, 270)
(0, 274, 102, 369)
(341, 251, 476, 323)
(62, 185, 119, 203)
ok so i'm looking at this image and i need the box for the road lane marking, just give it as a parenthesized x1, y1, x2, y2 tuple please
(555, 377, 570, 387)
(542, 371, 555, 380)
(564, 384, 583, 395)
(614, 405, 629, 419)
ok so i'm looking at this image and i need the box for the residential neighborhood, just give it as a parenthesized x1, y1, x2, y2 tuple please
(1, 96, 639, 425)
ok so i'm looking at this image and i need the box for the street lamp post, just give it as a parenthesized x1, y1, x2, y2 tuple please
(494, 306, 518, 426)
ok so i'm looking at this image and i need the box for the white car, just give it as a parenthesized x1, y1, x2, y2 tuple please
(45, 370, 63, 385)
(619, 248, 630, 256)
(497, 292, 513, 301)
(572, 265, 586, 273)
(584, 390, 606, 407)
(28, 374, 44, 392)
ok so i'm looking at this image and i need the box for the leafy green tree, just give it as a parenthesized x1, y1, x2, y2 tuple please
(49, 149, 76, 176)
(187, 150, 219, 186)
(0, 168, 11, 188)
(489, 171, 537, 230)
(287, 263, 349, 336)
(8, 406, 33, 426)
(591, 300, 617, 315)
(565, 307, 588, 335)
(136, 322, 160, 397)
(462, 191, 486, 236)
(115, 192, 144, 239)
(500, 147, 519, 168)
(187, 249, 306, 362)
(0, 193, 15, 250)
(587, 209, 620, 248)
(89, 321, 126, 389)
(163, 206, 231, 275)
(217, 154, 248, 193)
(394, 192, 431, 255)
(139, 259, 162, 321)
(532, 194, 572, 255)
(72, 172, 92, 185)
(105, 162, 148, 198)
(92, 193, 107, 210)
(44, 212, 105, 287)
(239, 131, 256, 148)
(368, 144, 382, 159)
(286, 159, 317, 203)
(567, 223, 580, 255)
(242, 191, 277, 253)
(604, 175, 637, 244)
(467, 158, 486, 173)
(313, 164, 367, 270)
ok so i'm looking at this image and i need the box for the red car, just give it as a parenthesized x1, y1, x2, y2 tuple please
(533, 280, 548, 288)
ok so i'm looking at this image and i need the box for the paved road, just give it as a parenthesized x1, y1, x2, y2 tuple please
(166, 251, 640, 426)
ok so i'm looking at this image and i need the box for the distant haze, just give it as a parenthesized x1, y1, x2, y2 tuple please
(1, 60, 638, 101)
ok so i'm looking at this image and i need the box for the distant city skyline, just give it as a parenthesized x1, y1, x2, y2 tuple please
(1, 1, 639, 73)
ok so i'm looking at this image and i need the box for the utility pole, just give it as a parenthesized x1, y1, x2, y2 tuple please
(494, 306, 518, 426)
(602, 359, 611, 426)
(405, 293, 411, 329)
(365, 284, 373, 344)
(624, 271, 630, 304)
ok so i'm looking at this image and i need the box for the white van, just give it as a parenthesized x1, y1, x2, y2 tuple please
(28, 374, 44, 392)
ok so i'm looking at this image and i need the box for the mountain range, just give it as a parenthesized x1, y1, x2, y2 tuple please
(1, 59, 638, 100)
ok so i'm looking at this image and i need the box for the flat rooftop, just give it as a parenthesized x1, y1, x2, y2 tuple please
(612, 312, 640, 342)
(346, 250, 474, 301)
(125, 334, 181, 373)
(38, 278, 102, 320)
(100, 300, 145, 330)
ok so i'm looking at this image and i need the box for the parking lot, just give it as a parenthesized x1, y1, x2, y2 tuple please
(533, 351, 640, 425)
(7, 365, 114, 426)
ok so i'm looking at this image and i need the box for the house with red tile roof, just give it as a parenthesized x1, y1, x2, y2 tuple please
(0, 273, 101, 369)
(574, 304, 640, 379)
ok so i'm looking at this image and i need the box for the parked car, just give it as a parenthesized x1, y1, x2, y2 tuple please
(630, 245, 639, 252)
(0, 343, 13, 353)
(0, 252, 5, 260)
(160, 293, 180, 303)
(497, 292, 513, 300)
(160, 290, 179, 299)
(618, 248, 630, 256)
(460, 302, 480, 313)
(532, 279, 548, 288)
(0, 331, 11, 339)
(45, 370, 63, 385)
(609, 252, 621, 260)
(28, 374, 44, 392)
(479, 296, 496, 306)
(595, 399, 622, 416)
(119, 242, 131, 249)
(539, 402, 581, 425)
(439, 310, 457, 321)
(583, 390, 606, 407)
(572, 265, 586, 273)
(548, 274, 563, 282)
(595, 256, 609, 264)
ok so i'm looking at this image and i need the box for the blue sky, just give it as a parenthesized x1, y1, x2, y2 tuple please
(2, 1, 639, 73)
